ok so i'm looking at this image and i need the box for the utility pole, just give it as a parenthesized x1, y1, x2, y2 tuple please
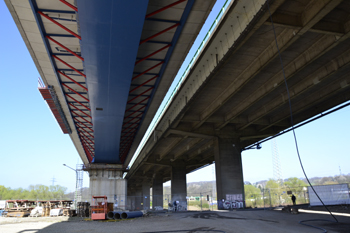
(50, 176, 57, 186)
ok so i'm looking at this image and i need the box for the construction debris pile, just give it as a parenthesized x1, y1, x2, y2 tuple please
(77, 202, 90, 217)
(0, 200, 78, 218)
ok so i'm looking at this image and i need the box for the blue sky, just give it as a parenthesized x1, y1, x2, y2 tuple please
(1, 0, 349, 193)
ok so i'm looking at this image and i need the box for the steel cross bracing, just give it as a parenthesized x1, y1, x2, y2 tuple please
(30, 0, 94, 162)
(119, 0, 195, 163)
(28, 0, 199, 164)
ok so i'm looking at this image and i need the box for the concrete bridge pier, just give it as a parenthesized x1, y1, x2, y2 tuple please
(214, 138, 245, 210)
(87, 164, 127, 210)
(171, 166, 187, 209)
(142, 180, 150, 210)
(134, 187, 143, 211)
(152, 176, 163, 210)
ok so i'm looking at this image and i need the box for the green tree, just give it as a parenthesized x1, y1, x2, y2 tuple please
(265, 179, 282, 206)
(244, 185, 262, 207)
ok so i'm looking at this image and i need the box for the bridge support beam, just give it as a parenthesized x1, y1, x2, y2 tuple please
(152, 176, 163, 210)
(86, 164, 127, 210)
(214, 138, 245, 210)
(142, 181, 150, 210)
(171, 166, 187, 210)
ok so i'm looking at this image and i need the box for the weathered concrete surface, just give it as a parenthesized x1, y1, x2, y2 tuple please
(171, 166, 187, 208)
(152, 177, 163, 209)
(214, 138, 245, 209)
(127, 0, 350, 206)
(142, 181, 150, 210)
(87, 164, 127, 210)
(1, 210, 350, 233)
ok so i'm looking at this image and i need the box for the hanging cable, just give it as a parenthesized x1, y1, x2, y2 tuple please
(266, 0, 339, 230)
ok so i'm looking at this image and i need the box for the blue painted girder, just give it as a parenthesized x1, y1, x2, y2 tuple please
(77, 0, 149, 164)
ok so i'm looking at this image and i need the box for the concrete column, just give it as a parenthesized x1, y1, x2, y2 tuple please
(171, 166, 187, 210)
(152, 177, 163, 210)
(142, 181, 150, 210)
(214, 138, 245, 209)
(134, 187, 142, 210)
(88, 164, 127, 210)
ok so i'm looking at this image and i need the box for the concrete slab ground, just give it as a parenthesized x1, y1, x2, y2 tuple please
(0, 209, 349, 233)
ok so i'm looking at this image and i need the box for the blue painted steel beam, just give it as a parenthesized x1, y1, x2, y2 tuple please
(133, 72, 158, 76)
(50, 17, 77, 22)
(77, 0, 149, 164)
(136, 58, 164, 62)
(147, 41, 171, 44)
(58, 69, 84, 72)
(145, 18, 180, 24)
(38, 9, 75, 14)
(64, 91, 88, 95)
(61, 81, 86, 84)
(46, 34, 75, 37)
(71, 109, 90, 112)
(130, 84, 154, 87)
(52, 53, 78, 56)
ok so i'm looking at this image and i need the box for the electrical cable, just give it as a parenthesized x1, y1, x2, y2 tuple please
(143, 230, 226, 233)
(266, 0, 339, 231)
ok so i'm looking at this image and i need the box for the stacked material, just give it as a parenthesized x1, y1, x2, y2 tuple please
(63, 209, 76, 217)
(77, 202, 90, 217)
(29, 207, 43, 217)
(50, 208, 63, 217)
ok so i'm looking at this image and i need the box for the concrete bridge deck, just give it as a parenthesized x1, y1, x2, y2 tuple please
(126, 0, 350, 207)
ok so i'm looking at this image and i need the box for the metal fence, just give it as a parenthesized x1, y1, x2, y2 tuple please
(122, 193, 217, 211)
(245, 188, 309, 208)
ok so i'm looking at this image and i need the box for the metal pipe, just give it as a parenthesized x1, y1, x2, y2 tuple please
(53, 55, 86, 77)
(125, 97, 149, 112)
(120, 211, 143, 219)
(65, 94, 91, 111)
(114, 212, 123, 219)
(59, 0, 78, 12)
(82, 144, 93, 162)
(69, 103, 91, 118)
(140, 24, 179, 44)
(127, 87, 154, 103)
(123, 112, 144, 126)
(136, 45, 170, 65)
(57, 70, 88, 91)
(145, 0, 186, 18)
(46, 36, 83, 60)
(62, 83, 89, 101)
(74, 117, 93, 129)
(129, 76, 158, 93)
(132, 62, 164, 80)
(107, 211, 115, 220)
(37, 11, 81, 39)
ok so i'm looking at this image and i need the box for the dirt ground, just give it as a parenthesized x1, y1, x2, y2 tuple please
(0, 208, 349, 233)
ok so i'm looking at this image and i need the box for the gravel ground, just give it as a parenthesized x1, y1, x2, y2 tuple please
(0, 209, 349, 233)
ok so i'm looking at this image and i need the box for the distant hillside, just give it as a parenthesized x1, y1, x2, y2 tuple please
(66, 174, 350, 200)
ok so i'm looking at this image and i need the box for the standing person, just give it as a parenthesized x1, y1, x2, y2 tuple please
(291, 194, 296, 205)
(173, 200, 177, 212)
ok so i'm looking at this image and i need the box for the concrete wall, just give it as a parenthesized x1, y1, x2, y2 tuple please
(89, 169, 127, 210)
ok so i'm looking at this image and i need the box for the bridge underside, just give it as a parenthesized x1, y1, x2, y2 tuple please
(5, 0, 215, 165)
(127, 0, 350, 192)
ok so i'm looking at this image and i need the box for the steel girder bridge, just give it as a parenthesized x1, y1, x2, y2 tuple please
(5, 0, 216, 166)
